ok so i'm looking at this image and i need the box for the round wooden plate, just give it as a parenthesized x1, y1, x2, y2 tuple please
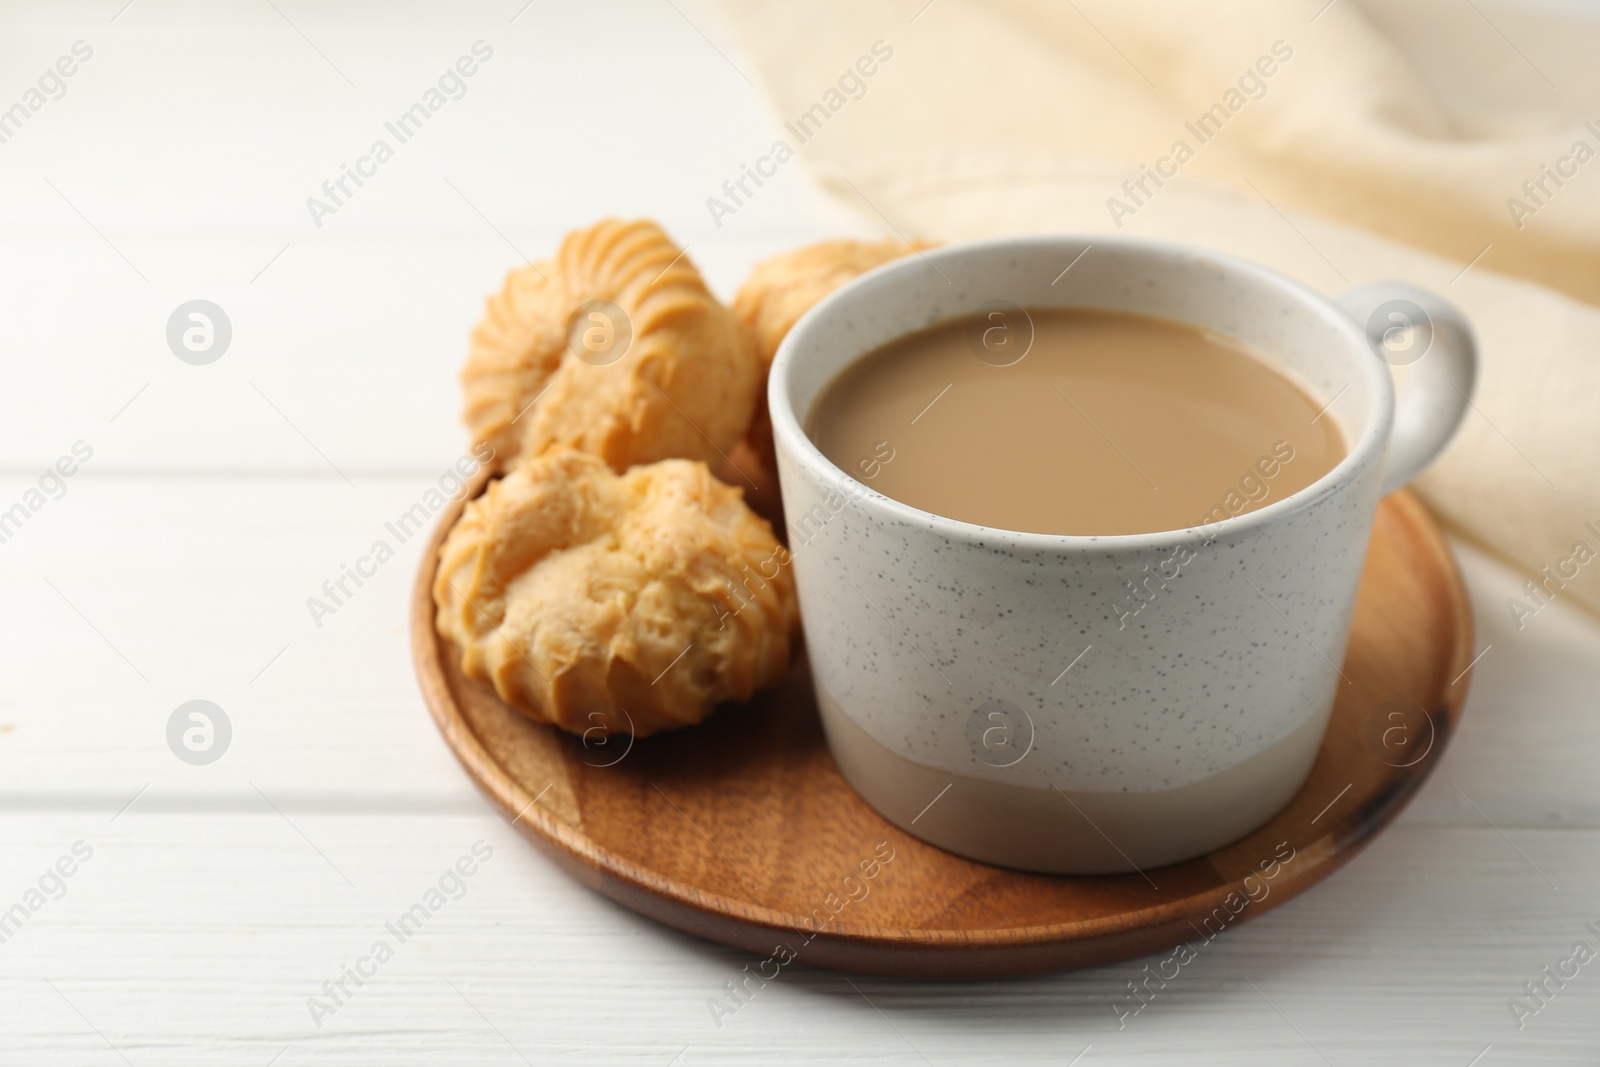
(412, 483, 1472, 978)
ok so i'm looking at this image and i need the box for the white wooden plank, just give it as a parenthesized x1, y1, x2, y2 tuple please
(0, 473, 484, 805)
(0, 9, 867, 474)
(1402, 539, 1600, 829)
(0, 814, 1595, 1064)
(0, 10, 836, 239)
(0, 231, 877, 477)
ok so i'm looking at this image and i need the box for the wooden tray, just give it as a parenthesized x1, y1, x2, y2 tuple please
(412, 485, 1472, 978)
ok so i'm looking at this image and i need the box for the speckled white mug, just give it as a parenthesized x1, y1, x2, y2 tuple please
(769, 235, 1477, 874)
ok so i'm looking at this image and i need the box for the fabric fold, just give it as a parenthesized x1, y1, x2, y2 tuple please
(719, 0, 1600, 619)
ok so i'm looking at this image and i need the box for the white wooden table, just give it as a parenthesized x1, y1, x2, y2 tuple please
(3, 2, 1598, 1063)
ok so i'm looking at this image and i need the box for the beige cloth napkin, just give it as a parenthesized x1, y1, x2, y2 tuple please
(720, 0, 1600, 622)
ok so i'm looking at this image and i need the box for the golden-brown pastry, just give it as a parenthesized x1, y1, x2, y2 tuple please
(462, 219, 759, 473)
(434, 449, 797, 736)
(460, 257, 566, 464)
(732, 237, 931, 472)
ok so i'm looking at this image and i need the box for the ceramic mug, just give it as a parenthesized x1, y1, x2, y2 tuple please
(768, 235, 1477, 874)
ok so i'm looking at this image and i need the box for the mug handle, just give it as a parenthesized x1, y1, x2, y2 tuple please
(1333, 280, 1479, 495)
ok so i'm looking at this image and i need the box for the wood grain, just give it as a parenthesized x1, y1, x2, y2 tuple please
(412, 485, 1474, 978)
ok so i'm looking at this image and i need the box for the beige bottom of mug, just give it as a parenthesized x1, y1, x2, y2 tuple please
(818, 688, 1331, 874)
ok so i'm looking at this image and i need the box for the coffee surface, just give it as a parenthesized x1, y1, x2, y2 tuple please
(808, 307, 1346, 536)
